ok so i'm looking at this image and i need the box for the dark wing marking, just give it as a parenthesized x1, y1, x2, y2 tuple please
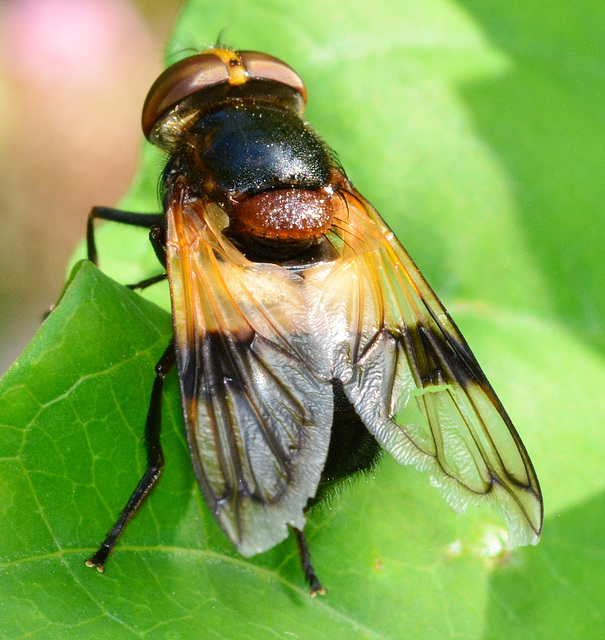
(166, 185, 333, 556)
(306, 189, 543, 547)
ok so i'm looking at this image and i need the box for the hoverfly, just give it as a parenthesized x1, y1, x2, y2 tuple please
(85, 47, 543, 595)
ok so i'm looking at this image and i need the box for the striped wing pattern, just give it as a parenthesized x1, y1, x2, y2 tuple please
(166, 180, 542, 554)
(310, 191, 542, 546)
(166, 189, 333, 556)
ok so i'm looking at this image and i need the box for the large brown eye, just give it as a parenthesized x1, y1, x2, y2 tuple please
(142, 52, 230, 140)
(238, 51, 307, 104)
(142, 49, 307, 140)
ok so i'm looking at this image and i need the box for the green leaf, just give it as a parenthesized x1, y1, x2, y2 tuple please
(2, 0, 604, 638)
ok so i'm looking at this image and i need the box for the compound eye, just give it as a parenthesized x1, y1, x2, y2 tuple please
(142, 49, 308, 140)
(238, 51, 307, 105)
(142, 53, 230, 139)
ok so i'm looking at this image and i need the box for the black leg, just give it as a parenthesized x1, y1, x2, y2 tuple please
(126, 273, 168, 291)
(294, 528, 326, 596)
(86, 206, 164, 265)
(148, 224, 167, 268)
(124, 226, 167, 289)
(85, 341, 175, 572)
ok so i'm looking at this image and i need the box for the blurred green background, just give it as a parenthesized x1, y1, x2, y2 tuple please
(0, 0, 182, 373)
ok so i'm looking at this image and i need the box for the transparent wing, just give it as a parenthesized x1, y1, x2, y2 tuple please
(166, 186, 333, 556)
(308, 189, 543, 547)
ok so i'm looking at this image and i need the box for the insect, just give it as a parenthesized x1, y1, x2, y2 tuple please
(85, 47, 543, 595)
